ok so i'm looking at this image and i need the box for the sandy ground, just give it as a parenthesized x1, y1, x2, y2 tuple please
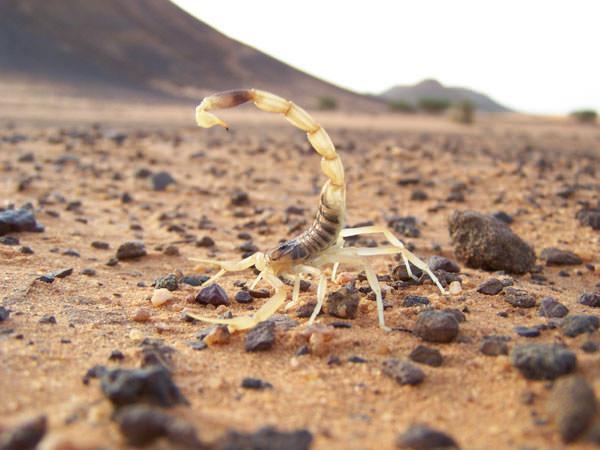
(0, 100, 599, 450)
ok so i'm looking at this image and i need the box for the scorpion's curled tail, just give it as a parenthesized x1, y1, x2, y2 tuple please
(195, 89, 345, 214)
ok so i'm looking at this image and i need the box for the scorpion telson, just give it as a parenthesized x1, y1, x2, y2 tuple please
(188, 89, 446, 332)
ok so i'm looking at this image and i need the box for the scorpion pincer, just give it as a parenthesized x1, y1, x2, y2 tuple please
(188, 89, 446, 332)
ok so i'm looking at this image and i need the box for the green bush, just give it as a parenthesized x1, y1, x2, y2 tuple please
(318, 96, 338, 111)
(451, 100, 475, 124)
(388, 100, 416, 113)
(570, 109, 597, 124)
(417, 97, 451, 114)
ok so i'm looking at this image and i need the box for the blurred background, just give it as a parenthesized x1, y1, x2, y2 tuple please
(0, 0, 598, 125)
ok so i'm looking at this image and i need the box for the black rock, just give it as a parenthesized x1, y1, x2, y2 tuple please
(381, 359, 425, 386)
(515, 325, 541, 338)
(388, 216, 420, 238)
(19, 246, 34, 255)
(428, 256, 460, 273)
(560, 315, 599, 337)
(0, 236, 19, 246)
(403, 295, 430, 307)
(151, 171, 176, 191)
(181, 275, 209, 287)
(511, 344, 577, 380)
(448, 210, 535, 274)
(539, 297, 569, 318)
(245, 321, 276, 352)
(91, 240, 110, 250)
(100, 365, 188, 408)
(109, 350, 125, 361)
(576, 203, 600, 230)
(409, 345, 443, 367)
(476, 278, 504, 295)
(410, 189, 428, 201)
(0, 207, 44, 236)
(504, 288, 536, 308)
(116, 241, 147, 260)
(396, 424, 458, 449)
(546, 375, 598, 443)
(581, 341, 598, 353)
(196, 284, 229, 306)
(540, 247, 583, 266)
(391, 262, 423, 282)
(38, 267, 73, 283)
(492, 211, 514, 224)
(0, 306, 9, 322)
(114, 405, 202, 448)
(63, 248, 80, 257)
(348, 356, 367, 364)
(414, 311, 459, 343)
(234, 291, 253, 304)
(154, 274, 179, 291)
(249, 288, 270, 299)
(326, 286, 359, 319)
(196, 236, 215, 247)
(241, 377, 273, 390)
(579, 292, 600, 307)
(480, 336, 510, 356)
(216, 426, 312, 450)
(0, 415, 47, 450)
(81, 268, 96, 276)
(230, 189, 250, 206)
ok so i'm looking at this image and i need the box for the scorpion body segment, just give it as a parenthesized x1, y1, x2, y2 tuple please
(189, 89, 446, 332)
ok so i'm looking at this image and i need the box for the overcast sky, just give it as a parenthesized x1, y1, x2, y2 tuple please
(174, 0, 599, 115)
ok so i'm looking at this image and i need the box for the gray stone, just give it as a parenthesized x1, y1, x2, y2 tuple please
(504, 288, 536, 308)
(414, 311, 459, 343)
(382, 359, 425, 386)
(539, 297, 569, 318)
(561, 315, 599, 337)
(396, 424, 458, 449)
(511, 344, 577, 380)
(477, 278, 504, 295)
(245, 321, 276, 352)
(116, 241, 147, 260)
(540, 247, 583, 266)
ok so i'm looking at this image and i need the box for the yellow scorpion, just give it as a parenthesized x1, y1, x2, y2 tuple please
(188, 89, 446, 332)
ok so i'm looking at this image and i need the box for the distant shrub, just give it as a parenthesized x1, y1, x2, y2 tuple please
(418, 97, 451, 114)
(318, 96, 338, 111)
(450, 100, 475, 124)
(388, 100, 416, 113)
(570, 109, 597, 124)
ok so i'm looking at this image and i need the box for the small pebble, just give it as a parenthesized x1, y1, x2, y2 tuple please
(396, 424, 458, 449)
(579, 292, 600, 308)
(538, 297, 569, 318)
(151, 288, 173, 307)
(245, 321, 276, 352)
(39, 314, 56, 324)
(540, 247, 583, 266)
(116, 241, 147, 260)
(515, 325, 541, 338)
(241, 377, 273, 390)
(326, 286, 359, 319)
(203, 325, 231, 346)
(381, 359, 425, 386)
(196, 284, 229, 306)
(414, 310, 459, 343)
(448, 281, 462, 295)
(403, 295, 430, 307)
(409, 345, 443, 367)
(504, 288, 536, 308)
(480, 336, 510, 356)
(235, 291, 253, 304)
(477, 278, 504, 295)
(133, 308, 151, 322)
(560, 315, 599, 337)
(511, 343, 577, 380)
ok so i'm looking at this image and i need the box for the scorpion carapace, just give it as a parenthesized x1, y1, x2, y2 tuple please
(188, 89, 446, 332)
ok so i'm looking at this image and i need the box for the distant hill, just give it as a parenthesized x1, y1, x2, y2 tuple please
(380, 79, 511, 113)
(0, 0, 380, 110)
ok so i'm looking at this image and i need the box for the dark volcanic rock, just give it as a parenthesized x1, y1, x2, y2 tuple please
(38, 267, 73, 283)
(100, 365, 188, 408)
(0, 306, 9, 322)
(241, 377, 273, 390)
(234, 291, 253, 304)
(428, 256, 460, 273)
(216, 426, 312, 450)
(0, 207, 44, 236)
(579, 292, 600, 307)
(409, 345, 443, 367)
(326, 286, 359, 319)
(546, 375, 598, 443)
(511, 344, 577, 380)
(448, 210, 535, 274)
(151, 171, 176, 191)
(480, 336, 510, 356)
(403, 295, 430, 307)
(116, 241, 147, 260)
(476, 278, 504, 295)
(388, 216, 420, 238)
(0, 415, 47, 450)
(245, 321, 276, 352)
(396, 424, 458, 449)
(154, 273, 179, 291)
(196, 284, 229, 306)
(540, 247, 583, 266)
(504, 288, 536, 308)
(382, 359, 425, 386)
(515, 325, 541, 338)
(560, 315, 599, 337)
(539, 297, 569, 318)
(414, 311, 459, 343)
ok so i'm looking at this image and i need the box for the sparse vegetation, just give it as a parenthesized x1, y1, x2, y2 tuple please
(418, 97, 451, 114)
(317, 96, 338, 111)
(450, 100, 475, 124)
(570, 109, 597, 124)
(388, 100, 416, 113)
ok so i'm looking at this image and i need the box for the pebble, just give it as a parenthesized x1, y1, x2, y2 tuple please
(241, 377, 273, 390)
(448, 210, 535, 274)
(396, 424, 458, 449)
(540, 247, 583, 266)
(0, 415, 47, 450)
(403, 295, 430, 307)
(91, 240, 110, 250)
(116, 241, 147, 260)
(546, 375, 598, 443)
(163, 245, 180, 256)
(38, 267, 73, 283)
(196, 236, 215, 247)
(504, 288, 536, 308)
(480, 336, 510, 356)
(151, 171, 176, 191)
(510, 344, 577, 380)
(235, 291, 253, 304)
(81, 268, 96, 276)
(0, 207, 44, 236)
(560, 315, 599, 337)
(448, 281, 462, 295)
(151, 288, 173, 307)
(391, 262, 423, 282)
(203, 325, 230, 346)
(132, 308, 151, 322)
(99, 365, 188, 407)
(581, 341, 598, 353)
(492, 211, 514, 224)
(579, 292, 600, 307)
(409, 345, 443, 367)
(0, 306, 9, 322)
(230, 189, 250, 206)
(0, 236, 19, 245)
(154, 273, 179, 291)
(477, 278, 504, 295)
(326, 286, 359, 319)
(428, 256, 460, 273)
(39, 314, 57, 324)
(196, 284, 229, 306)
(249, 288, 270, 299)
(576, 203, 600, 230)
(181, 275, 209, 286)
(245, 321, 276, 352)
(538, 297, 569, 318)
(217, 426, 312, 450)
(19, 246, 34, 254)
(109, 350, 125, 361)
(388, 216, 420, 238)
(381, 359, 425, 386)
(414, 310, 459, 343)
(515, 325, 541, 338)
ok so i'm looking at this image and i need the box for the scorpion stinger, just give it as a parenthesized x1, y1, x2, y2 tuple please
(187, 89, 446, 332)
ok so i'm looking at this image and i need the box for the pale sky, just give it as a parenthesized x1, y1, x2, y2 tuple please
(174, 0, 599, 114)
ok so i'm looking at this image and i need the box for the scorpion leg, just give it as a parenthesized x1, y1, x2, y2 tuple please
(363, 264, 392, 332)
(308, 271, 327, 325)
(189, 253, 264, 286)
(284, 275, 301, 311)
(340, 226, 446, 293)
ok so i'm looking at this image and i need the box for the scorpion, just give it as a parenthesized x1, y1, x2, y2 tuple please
(187, 89, 446, 332)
